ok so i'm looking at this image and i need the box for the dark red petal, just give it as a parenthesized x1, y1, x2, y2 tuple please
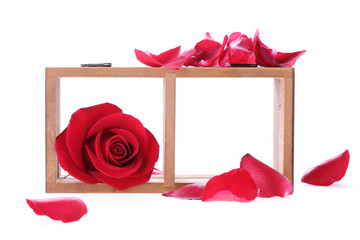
(129, 128, 160, 177)
(55, 128, 98, 184)
(162, 182, 206, 200)
(26, 197, 87, 223)
(84, 144, 143, 178)
(65, 103, 122, 171)
(301, 150, 350, 186)
(104, 128, 139, 165)
(97, 130, 131, 167)
(86, 114, 159, 177)
(202, 168, 258, 202)
(254, 29, 306, 67)
(240, 154, 293, 198)
(89, 170, 153, 191)
(134, 49, 163, 67)
(86, 113, 148, 152)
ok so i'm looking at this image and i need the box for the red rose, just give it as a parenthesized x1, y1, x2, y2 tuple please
(55, 103, 159, 191)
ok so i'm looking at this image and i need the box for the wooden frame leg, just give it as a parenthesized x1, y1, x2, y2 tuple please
(273, 76, 294, 185)
(163, 73, 176, 188)
(45, 76, 60, 191)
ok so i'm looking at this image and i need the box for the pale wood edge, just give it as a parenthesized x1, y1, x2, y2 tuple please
(45, 67, 293, 78)
(273, 69, 294, 185)
(47, 181, 191, 193)
(45, 73, 60, 192)
(163, 73, 176, 188)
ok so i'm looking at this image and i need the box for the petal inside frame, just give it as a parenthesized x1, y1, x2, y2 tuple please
(202, 168, 258, 202)
(26, 197, 87, 223)
(301, 150, 350, 186)
(240, 154, 293, 198)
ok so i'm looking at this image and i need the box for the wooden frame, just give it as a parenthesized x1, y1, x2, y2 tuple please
(46, 67, 294, 193)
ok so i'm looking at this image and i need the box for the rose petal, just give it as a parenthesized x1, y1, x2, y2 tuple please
(183, 33, 228, 67)
(26, 197, 87, 223)
(84, 142, 143, 178)
(55, 128, 98, 184)
(240, 154, 293, 198)
(134, 49, 163, 67)
(149, 46, 181, 64)
(254, 29, 306, 67)
(193, 39, 222, 62)
(162, 182, 206, 200)
(202, 168, 258, 202)
(135, 46, 184, 70)
(128, 128, 160, 177)
(62, 103, 122, 172)
(220, 32, 256, 66)
(301, 150, 350, 186)
(99, 129, 138, 167)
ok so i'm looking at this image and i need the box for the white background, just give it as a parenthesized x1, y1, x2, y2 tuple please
(1, 0, 359, 239)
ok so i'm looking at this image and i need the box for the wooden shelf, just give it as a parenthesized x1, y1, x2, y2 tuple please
(46, 67, 294, 193)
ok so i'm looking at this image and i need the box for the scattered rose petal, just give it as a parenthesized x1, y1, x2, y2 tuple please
(202, 168, 258, 202)
(254, 29, 306, 67)
(240, 154, 293, 198)
(182, 33, 228, 67)
(162, 182, 206, 200)
(134, 46, 185, 70)
(26, 197, 87, 223)
(219, 32, 256, 67)
(301, 150, 350, 186)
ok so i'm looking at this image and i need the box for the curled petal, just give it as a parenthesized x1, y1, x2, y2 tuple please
(301, 150, 350, 186)
(220, 32, 256, 66)
(162, 182, 206, 200)
(202, 168, 258, 202)
(184, 33, 228, 67)
(26, 197, 87, 223)
(193, 39, 222, 62)
(134, 49, 163, 67)
(181, 48, 198, 67)
(254, 29, 306, 67)
(135, 46, 184, 70)
(240, 154, 293, 198)
(149, 46, 181, 64)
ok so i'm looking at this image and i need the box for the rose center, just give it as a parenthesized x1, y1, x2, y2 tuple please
(110, 143, 127, 157)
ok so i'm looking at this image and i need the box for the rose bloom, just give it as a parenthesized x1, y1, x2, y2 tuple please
(55, 103, 159, 191)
